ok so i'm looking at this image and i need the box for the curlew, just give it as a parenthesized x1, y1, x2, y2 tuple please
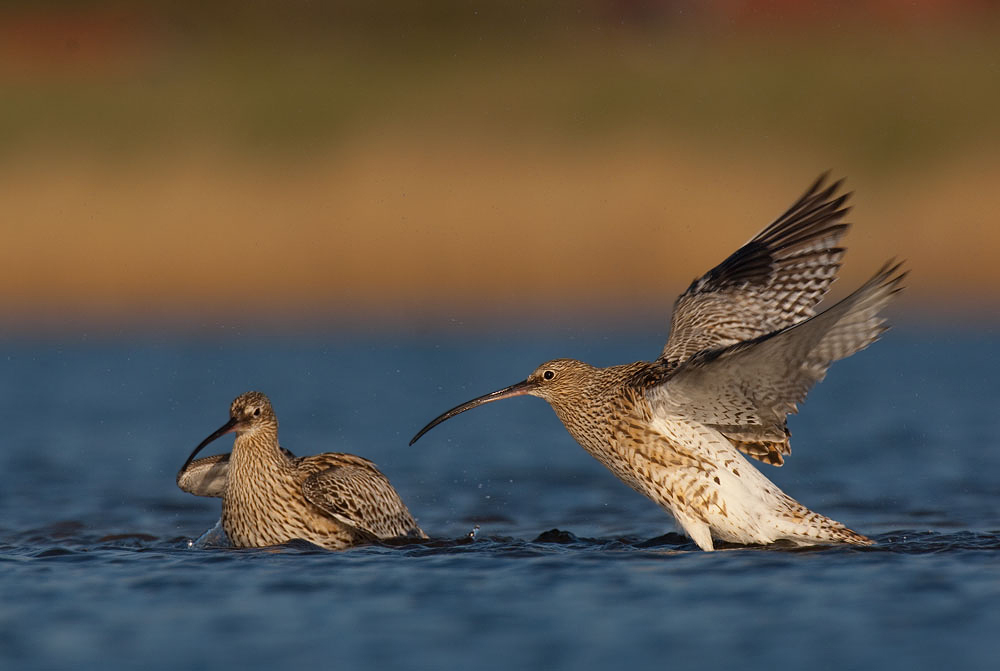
(411, 174, 904, 551)
(179, 391, 426, 550)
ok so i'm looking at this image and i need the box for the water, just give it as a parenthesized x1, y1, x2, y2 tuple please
(1, 324, 998, 670)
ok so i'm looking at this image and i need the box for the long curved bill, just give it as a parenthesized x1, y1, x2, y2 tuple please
(409, 378, 537, 445)
(180, 416, 239, 474)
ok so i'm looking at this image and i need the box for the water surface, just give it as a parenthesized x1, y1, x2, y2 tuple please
(1, 326, 997, 669)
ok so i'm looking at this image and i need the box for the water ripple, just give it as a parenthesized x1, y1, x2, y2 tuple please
(5, 526, 997, 560)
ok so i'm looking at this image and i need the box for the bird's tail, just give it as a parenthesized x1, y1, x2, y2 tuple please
(769, 498, 874, 547)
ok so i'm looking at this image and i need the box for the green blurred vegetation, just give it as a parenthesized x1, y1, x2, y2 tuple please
(2, 2, 999, 327)
(2, 1, 999, 168)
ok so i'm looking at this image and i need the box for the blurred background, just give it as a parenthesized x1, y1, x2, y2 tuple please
(2, 0, 999, 335)
(4, 6, 1000, 669)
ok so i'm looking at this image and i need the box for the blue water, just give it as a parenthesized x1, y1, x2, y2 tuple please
(1, 324, 998, 670)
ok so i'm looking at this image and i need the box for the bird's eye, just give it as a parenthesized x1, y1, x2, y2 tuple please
(253, 408, 261, 417)
(543, 370, 555, 380)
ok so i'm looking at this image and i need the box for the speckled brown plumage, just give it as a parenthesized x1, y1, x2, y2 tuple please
(178, 391, 425, 550)
(412, 175, 903, 551)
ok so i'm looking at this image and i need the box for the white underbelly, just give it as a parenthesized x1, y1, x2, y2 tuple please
(638, 416, 795, 545)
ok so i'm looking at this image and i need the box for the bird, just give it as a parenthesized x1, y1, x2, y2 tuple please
(178, 391, 426, 550)
(410, 174, 904, 551)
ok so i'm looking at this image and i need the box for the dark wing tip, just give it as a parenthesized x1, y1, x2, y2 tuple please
(873, 258, 909, 292)
(773, 171, 842, 222)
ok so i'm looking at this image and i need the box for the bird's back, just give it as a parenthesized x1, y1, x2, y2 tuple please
(294, 452, 426, 541)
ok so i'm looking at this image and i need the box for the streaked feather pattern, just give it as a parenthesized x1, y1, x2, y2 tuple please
(178, 392, 425, 550)
(411, 174, 902, 551)
(661, 173, 851, 367)
(647, 262, 905, 464)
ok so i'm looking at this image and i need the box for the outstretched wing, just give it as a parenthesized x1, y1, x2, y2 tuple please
(648, 262, 905, 464)
(176, 447, 296, 498)
(660, 174, 851, 367)
(301, 454, 425, 540)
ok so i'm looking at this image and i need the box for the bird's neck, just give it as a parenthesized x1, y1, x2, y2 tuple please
(228, 427, 289, 486)
(549, 361, 653, 449)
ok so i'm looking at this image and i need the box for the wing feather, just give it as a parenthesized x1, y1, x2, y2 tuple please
(301, 456, 425, 540)
(176, 453, 230, 498)
(648, 262, 905, 460)
(660, 174, 851, 366)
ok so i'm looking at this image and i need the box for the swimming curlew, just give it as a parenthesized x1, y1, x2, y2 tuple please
(411, 174, 904, 551)
(179, 391, 426, 550)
